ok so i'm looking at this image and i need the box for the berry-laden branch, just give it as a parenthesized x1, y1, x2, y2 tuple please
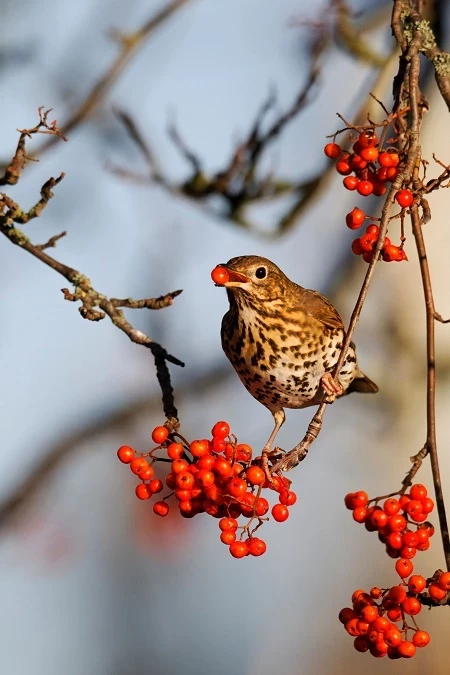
(272, 3, 450, 575)
(0, 110, 184, 421)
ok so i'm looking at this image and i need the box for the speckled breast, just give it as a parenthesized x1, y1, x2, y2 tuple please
(221, 302, 358, 411)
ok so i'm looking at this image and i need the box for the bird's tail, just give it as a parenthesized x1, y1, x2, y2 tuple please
(347, 371, 379, 394)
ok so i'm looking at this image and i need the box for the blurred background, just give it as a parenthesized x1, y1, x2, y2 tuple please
(1, 0, 450, 673)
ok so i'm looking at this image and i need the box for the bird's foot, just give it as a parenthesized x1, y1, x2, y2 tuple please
(320, 372, 343, 402)
(261, 445, 284, 485)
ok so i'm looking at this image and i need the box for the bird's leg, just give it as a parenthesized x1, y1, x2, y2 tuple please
(261, 409, 285, 483)
(320, 372, 343, 402)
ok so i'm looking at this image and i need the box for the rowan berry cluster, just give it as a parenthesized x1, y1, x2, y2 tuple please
(324, 129, 411, 262)
(340, 560, 450, 658)
(345, 484, 435, 559)
(117, 421, 297, 558)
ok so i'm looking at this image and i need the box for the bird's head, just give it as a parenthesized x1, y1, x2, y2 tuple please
(211, 255, 288, 303)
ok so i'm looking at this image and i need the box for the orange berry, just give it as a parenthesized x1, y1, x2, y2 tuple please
(130, 457, 150, 476)
(361, 605, 379, 623)
(438, 571, 450, 591)
(395, 558, 414, 578)
(324, 142, 342, 158)
(387, 607, 402, 622)
(247, 537, 267, 556)
(196, 454, 215, 470)
(402, 597, 421, 616)
(395, 189, 413, 208)
(190, 439, 210, 458)
(358, 130, 378, 148)
(211, 266, 230, 285)
(149, 478, 163, 493)
(175, 471, 195, 490)
(151, 426, 169, 444)
(370, 587, 383, 600)
(139, 465, 155, 481)
(410, 483, 427, 500)
(211, 437, 226, 453)
(246, 465, 265, 486)
(196, 469, 215, 488)
(220, 530, 236, 545)
(397, 641, 416, 658)
(117, 445, 135, 463)
(408, 575, 426, 593)
(387, 514, 407, 532)
(174, 488, 192, 501)
(171, 458, 189, 474)
(413, 630, 430, 648)
(371, 509, 388, 529)
(345, 618, 361, 636)
(279, 490, 297, 506)
(211, 421, 230, 439)
(235, 443, 252, 463)
(385, 627, 402, 647)
(213, 457, 233, 478)
(388, 585, 407, 604)
(167, 442, 184, 460)
(382, 244, 401, 262)
(356, 180, 374, 196)
(360, 146, 379, 162)
(373, 616, 389, 632)
(254, 496, 269, 516)
(378, 152, 393, 167)
(135, 483, 152, 500)
(229, 540, 249, 558)
(428, 583, 447, 601)
(227, 477, 247, 498)
(272, 504, 289, 522)
(219, 517, 238, 531)
(339, 607, 357, 624)
(153, 501, 169, 517)
(421, 497, 434, 514)
(343, 176, 359, 191)
(352, 506, 368, 523)
(336, 158, 352, 175)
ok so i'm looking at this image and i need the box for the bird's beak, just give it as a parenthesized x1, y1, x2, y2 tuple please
(220, 265, 251, 288)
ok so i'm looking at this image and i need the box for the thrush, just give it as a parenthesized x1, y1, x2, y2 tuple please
(213, 255, 378, 455)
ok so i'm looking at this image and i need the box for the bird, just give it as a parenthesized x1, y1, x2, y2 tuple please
(213, 255, 378, 456)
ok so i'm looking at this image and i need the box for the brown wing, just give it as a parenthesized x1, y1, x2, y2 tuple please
(300, 288, 344, 331)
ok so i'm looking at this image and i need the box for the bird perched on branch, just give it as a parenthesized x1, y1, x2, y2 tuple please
(212, 255, 378, 455)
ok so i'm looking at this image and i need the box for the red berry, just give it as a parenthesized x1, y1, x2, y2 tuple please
(402, 597, 421, 616)
(343, 175, 359, 191)
(148, 478, 163, 494)
(360, 146, 379, 162)
(219, 517, 238, 531)
(402, 531, 419, 548)
(272, 504, 289, 522)
(350, 154, 367, 171)
(213, 457, 233, 477)
(353, 636, 369, 653)
(171, 458, 189, 474)
(247, 537, 267, 556)
(421, 497, 434, 514)
(395, 189, 413, 208)
(254, 496, 270, 516)
(135, 483, 152, 500)
(377, 166, 389, 181)
(175, 471, 195, 490)
(229, 540, 249, 558)
(429, 583, 447, 601)
(358, 130, 378, 148)
(130, 457, 150, 476)
(211, 421, 230, 439)
(438, 571, 450, 591)
(153, 501, 169, 517)
(385, 627, 402, 647)
(117, 445, 135, 464)
(388, 585, 407, 604)
(345, 207, 366, 229)
(196, 454, 216, 470)
(165, 472, 176, 489)
(339, 607, 357, 624)
(410, 483, 427, 500)
(397, 641, 416, 658)
(196, 469, 215, 487)
(399, 546, 416, 559)
(387, 514, 407, 532)
(357, 180, 374, 196)
(324, 142, 341, 159)
(359, 233, 377, 252)
(408, 575, 426, 593)
(246, 465, 265, 486)
(220, 531, 236, 545)
(279, 490, 297, 506)
(371, 509, 388, 529)
(382, 244, 401, 262)
(378, 152, 393, 167)
(227, 477, 247, 498)
(361, 605, 379, 623)
(386, 167, 398, 181)
(167, 442, 184, 460)
(352, 506, 368, 523)
(405, 500, 423, 519)
(384, 498, 401, 516)
(151, 426, 169, 444)
(211, 266, 230, 285)
(211, 437, 226, 453)
(190, 439, 210, 458)
(372, 180, 387, 196)
(235, 443, 253, 462)
(413, 630, 430, 648)
(351, 238, 363, 255)
(395, 558, 414, 578)
(336, 158, 352, 175)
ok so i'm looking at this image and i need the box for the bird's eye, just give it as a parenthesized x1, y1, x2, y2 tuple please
(255, 267, 267, 279)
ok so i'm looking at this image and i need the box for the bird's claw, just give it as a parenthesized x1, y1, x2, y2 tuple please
(320, 372, 343, 402)
(261, 445, 284, 485)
